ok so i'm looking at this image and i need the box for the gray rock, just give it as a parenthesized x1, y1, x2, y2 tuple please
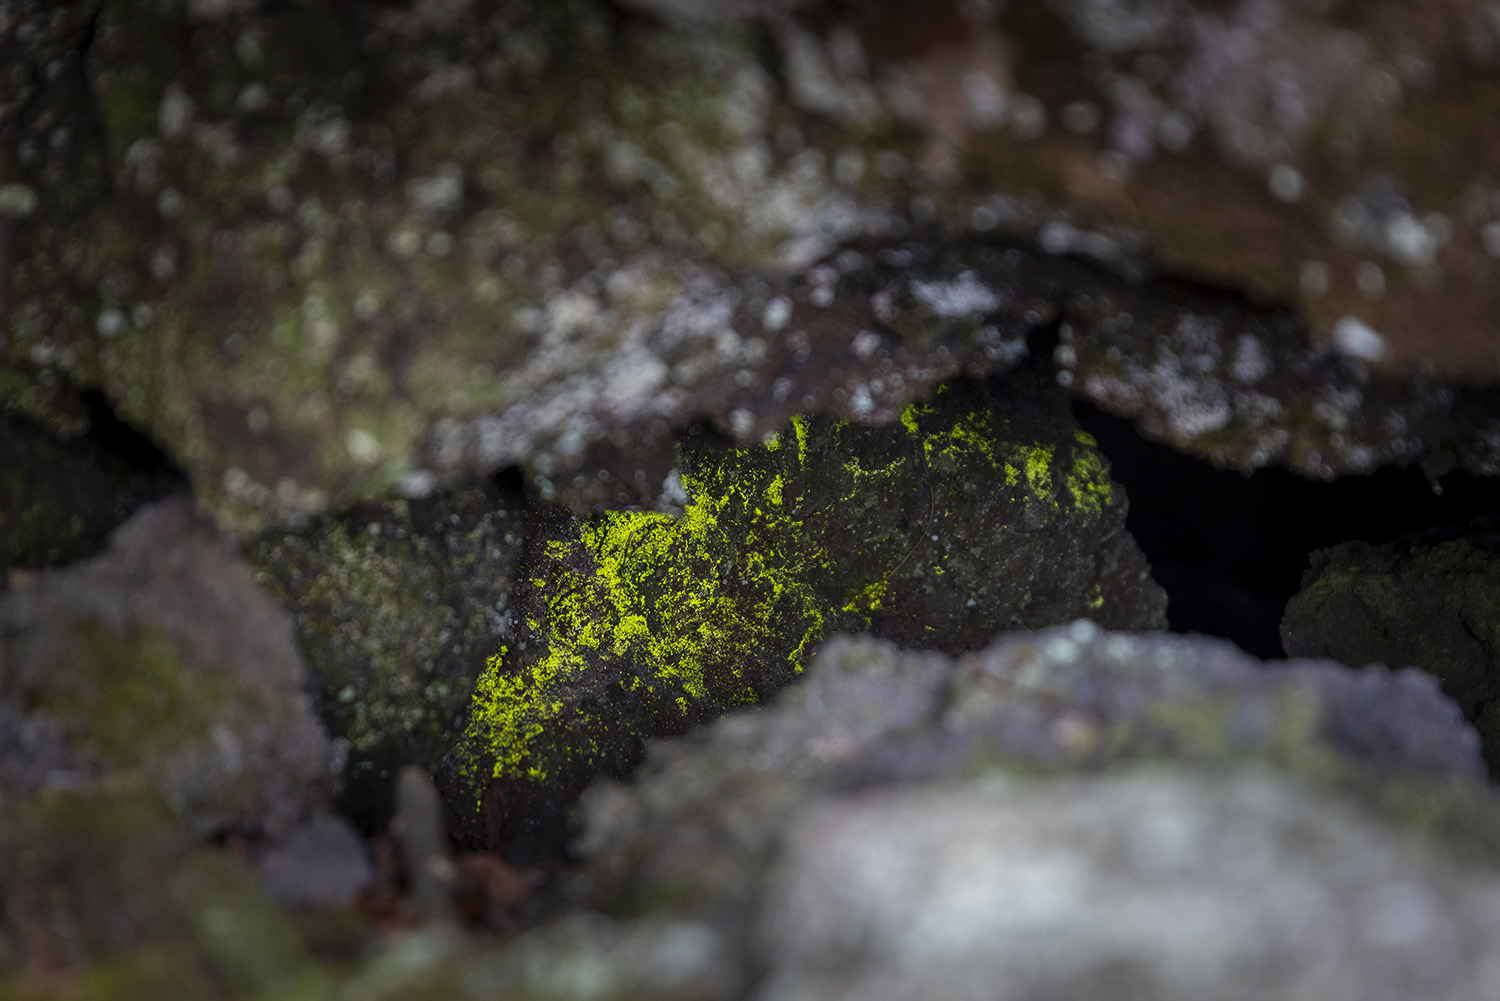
(0, 498, 331, 837)
(576, 625, 1491, 942)
(757, 768, 1500, 1001)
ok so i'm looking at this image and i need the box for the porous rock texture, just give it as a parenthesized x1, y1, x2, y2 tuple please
(1283, 514, 1500, 771)
(7, 0, 1500, 527)
(244, 478, 528, 832)
(0, 499, 342, 984)
(449, 363, 1167, 849)
(265, 626, 1500, 1001)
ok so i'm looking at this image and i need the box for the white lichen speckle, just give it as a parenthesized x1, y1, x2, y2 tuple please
(1268, 163, 1304, 203)
(1331, 315, 1388, 363)
(909, 272, 1004, 318)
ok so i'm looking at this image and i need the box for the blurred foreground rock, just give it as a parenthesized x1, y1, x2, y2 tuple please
(0, 499, 338, 986)
(221, 625, 1500, 1001)
(1283, 515, 1500, 771)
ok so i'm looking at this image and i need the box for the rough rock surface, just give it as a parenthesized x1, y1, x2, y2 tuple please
(0, 498, 331, 836)
(1283, 515, 1500, 771)
(0, 405, 181, 571)
(450, 364, 1167, 848)
(193, 625, 1500, 1001)
(0, 500, 335, 982)
(756, 769, 1500, 1001)
(6, 0, 1500, 525)
(555, 626, 1500, 1001)
(244, 479, 527, 832)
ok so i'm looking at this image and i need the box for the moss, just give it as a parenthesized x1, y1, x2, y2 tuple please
(27, 621, 227, 768)
(244, 482, 524, 832)
(460, 373, 1152, 826)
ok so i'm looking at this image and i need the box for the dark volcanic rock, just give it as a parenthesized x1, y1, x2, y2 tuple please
(244, 479, 526, 833)
(450, 363, 1167, 849)
(0, 405, 181, 572)
(1283, 516, 1500, 771)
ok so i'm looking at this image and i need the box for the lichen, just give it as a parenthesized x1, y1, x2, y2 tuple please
(459, 373, 1160, 817)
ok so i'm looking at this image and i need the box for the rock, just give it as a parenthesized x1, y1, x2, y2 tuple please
(575, 626, 1490, 925)
(7, 0, 1500, 526)
(756, 768, 1500, 1001)
(450, 364, 1167, 848)
(0, 498, 331, 837)
(307, 625, 1500, 1001)
(244, 479, 526, 832)
(0, 405, 181, 571)
(1282, 516, 1500, 771)
(0, 500, 341, 984)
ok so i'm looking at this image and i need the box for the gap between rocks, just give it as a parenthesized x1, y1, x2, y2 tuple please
(1076, 399, 1500, 659)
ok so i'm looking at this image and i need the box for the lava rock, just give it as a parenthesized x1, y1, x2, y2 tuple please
(0, 406, 181, 572)
(451, 365, 1167, 848)
(244, 480, 527, 833)
(9, 0, 1500, 527)
(1283, 516, 1500, 771)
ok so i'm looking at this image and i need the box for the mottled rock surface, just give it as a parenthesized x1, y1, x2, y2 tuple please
(7, 0, 1500, 525)
(556, 626, 1500, 1001)
(0, 500, 334, 984)
(0, 498, 330, 835)
(451, 364, 1167, 848)
(757, 769, 1500, 1001)
(1283, 515, 1500, 771)
(245, 479, 526, 832)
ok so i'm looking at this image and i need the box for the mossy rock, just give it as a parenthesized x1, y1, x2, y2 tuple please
(245, 479, 527, 833)
(1282, 516, 1500, 772)
(452, 366, 1166, 847)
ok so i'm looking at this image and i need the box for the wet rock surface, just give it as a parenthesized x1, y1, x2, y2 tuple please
(1283, 515, 1500, 771)
(450, 363, 1166, 850)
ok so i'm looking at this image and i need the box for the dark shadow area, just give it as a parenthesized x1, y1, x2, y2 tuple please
(1075, 400, 1500, 659)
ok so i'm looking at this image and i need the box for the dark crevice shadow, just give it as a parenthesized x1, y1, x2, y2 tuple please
(1074, 399, 1500, 659)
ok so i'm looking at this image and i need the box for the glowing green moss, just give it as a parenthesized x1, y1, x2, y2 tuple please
(463, 387, 1129, 794)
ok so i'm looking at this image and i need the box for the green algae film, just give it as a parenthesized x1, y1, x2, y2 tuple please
(461, 383, 1144, 806)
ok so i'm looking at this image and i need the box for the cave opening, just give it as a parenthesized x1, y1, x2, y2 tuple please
(1074, 399, 1500, 660)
